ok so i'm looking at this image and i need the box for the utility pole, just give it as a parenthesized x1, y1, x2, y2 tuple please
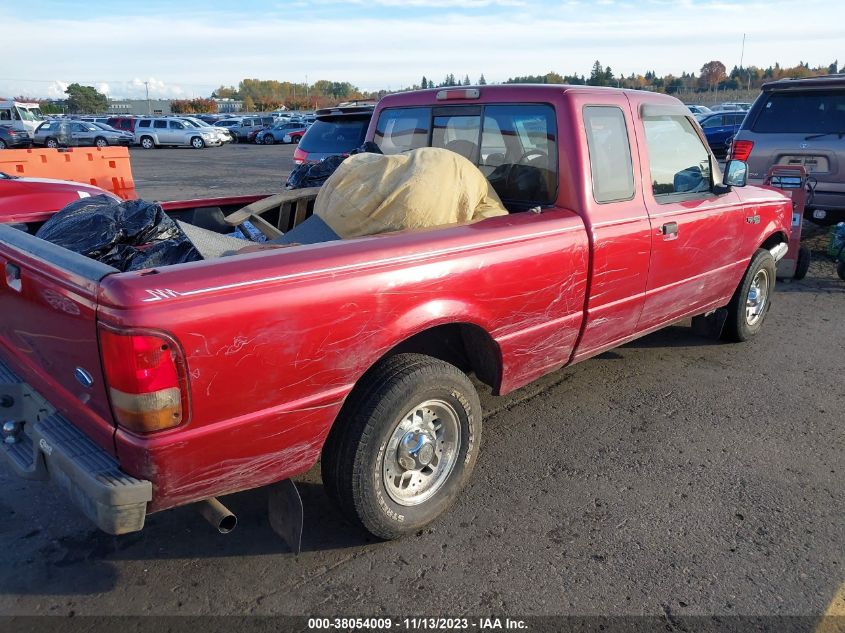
(144, 80, 151, 115)
(305, 74, 309, 108)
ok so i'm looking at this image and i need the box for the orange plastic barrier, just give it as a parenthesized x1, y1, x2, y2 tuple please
(0, 147, 136, 200)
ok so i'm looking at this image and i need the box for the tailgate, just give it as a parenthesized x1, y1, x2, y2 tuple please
(0, 225, 118, 455)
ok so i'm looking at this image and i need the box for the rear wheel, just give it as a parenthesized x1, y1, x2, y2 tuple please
(292, 135, 300, 144)
(837, 260, 845, 282)
(140, 136, 155, 149)
(191, 136, 205, 149)
(723, 248, 776, 342)
(46, 137, 59, 149)
(321, 354, 482, 540)
(263, 134, 274, 145)
(0, 139, 6, 150)
(94, 136, 108, 148)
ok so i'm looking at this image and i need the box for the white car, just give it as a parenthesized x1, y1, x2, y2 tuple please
(180, 117, 233, 144)
(134, 118, 221, 149)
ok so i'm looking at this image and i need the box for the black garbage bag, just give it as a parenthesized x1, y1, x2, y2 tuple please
(36, 196, 202, 271)
(285, 142, 383, 190)
(34, 195, 123, 258)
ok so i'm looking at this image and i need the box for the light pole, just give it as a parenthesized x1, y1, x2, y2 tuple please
(144, 80, 151, 115)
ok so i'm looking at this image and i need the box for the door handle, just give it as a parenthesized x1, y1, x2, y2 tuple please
(661, 222, 678, 237)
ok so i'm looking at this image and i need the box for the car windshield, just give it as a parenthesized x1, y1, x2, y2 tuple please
(299, 117, 369, 153)
(16, 106, 42, 122)
(751, 90, 845, 134)
(181, 119, 201, 128)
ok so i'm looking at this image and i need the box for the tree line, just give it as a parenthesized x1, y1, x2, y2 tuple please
(15, 58, 841, 113)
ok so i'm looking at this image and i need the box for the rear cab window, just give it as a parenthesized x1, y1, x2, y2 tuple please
(373, 104, 558, 207)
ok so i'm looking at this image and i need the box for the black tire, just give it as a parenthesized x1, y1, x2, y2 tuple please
(793, 245, 810, 280)
(292, 135, 300, 144)
(45, 137, 59, 149)
(140, 136, 155, 149)
(0, 139, 7, 150)
(837, 260, 845, 282)
(263, 134, 274, 145)
(190, 136, 205, 149)
(321, 353, 482, 540)
(723, 248, 776, 342)
(94, 136, 108, 148)
(230, 134, 238, 144)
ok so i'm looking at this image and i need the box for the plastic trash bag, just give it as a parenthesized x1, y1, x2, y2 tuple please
(828, 222, 845, 260)
(285, 142, 383, 190)
(36, 195, 202, 271)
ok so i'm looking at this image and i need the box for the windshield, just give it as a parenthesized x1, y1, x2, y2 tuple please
(181, 119, 201, 128)
(299, 117, 369, 153)
(16, 106, 42, 122)
(751, 90, 845, 134)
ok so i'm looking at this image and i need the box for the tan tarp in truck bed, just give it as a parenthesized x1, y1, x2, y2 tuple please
(313, 147, 508, 238)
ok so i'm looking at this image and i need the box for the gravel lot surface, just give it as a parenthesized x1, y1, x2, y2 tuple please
(1, 144, 842, 624)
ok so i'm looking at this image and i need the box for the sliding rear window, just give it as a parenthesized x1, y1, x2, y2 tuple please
(373, 104, 558, 206)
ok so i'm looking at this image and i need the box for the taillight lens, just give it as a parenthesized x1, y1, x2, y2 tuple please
(99, 327, 188, 433)
(731, 140, 754, 162)
(293, 147, 307, 164)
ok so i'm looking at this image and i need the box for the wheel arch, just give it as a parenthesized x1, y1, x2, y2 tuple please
(760, 230, 788, 250)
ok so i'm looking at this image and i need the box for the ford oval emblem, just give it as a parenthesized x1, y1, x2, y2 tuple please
(74, 367, 94, 388)
(800, 142, 808, 149)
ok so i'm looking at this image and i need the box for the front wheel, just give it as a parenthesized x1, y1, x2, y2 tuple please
(94, 136, 108, 148)
(723, 248, 776, 342)
(191, 136, 205, 149)
(46, 137, 59, 149)
(263, 134, 274, 145)
(0, 139, 6, 150)
(321, 354, 482, 540)
(837, 260, 845, 282)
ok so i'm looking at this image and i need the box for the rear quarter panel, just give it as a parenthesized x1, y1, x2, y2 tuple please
(100, 212, 588, 510)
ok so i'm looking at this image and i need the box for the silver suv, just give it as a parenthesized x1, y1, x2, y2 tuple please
(732, 75, 845, 223)
(134, 117, 221, 149)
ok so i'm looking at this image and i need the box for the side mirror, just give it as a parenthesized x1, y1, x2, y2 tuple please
(723, 159, 748, 187)
(714, 159, 747, 195)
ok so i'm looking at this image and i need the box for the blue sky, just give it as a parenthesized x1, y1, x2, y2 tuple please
(2, 0, 842, 99)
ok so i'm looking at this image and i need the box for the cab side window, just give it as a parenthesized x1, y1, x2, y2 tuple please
(0, 110, 10, 121)
(643, 115, 712, 199)
(583, 106, 635, 203)
(154, 120, 167, 129)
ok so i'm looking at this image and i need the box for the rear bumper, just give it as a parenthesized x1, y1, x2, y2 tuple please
(0, 358, 152, 535)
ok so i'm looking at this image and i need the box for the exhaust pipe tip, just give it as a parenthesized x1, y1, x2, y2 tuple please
(197, 498, 237, 534)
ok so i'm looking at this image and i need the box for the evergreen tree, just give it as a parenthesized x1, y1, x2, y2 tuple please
(463, 74, 471, 86)
(588, 60, 606, 86)
(478, 74, 487, 85)
(421, 75, 428, 90)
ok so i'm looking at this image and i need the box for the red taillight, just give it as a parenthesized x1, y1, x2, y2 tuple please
(293, 147, 307, 164)
(99, 327, 188, 433)
(731, 140, 754, 162)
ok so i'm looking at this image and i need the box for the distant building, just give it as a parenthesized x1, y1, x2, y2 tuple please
(107, 99, 173, 115)
(213, 98, 244, 113)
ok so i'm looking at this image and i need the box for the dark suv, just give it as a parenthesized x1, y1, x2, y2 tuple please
(293, 105, 374, 164)
(731, 75, 845, 223)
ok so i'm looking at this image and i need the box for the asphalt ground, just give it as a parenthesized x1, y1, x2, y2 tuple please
(0, 143, 843, 628)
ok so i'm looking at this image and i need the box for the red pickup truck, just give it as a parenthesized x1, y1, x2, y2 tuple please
(0, 86, 790, 544)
